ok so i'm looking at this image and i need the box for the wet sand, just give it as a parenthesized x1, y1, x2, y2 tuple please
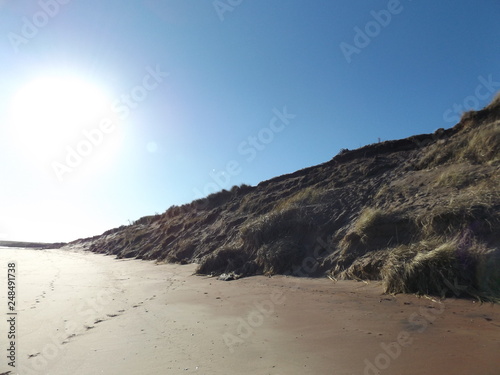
(0, 247, 499, 374)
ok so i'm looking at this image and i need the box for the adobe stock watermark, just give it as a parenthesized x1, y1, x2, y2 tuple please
(51, 65, 169, 182)
(223, 235, 330, 353)
(8, 0, 72, 54)
(192, 106, 296, 204)
(222, 290, 286, 353)
(363, 300, 445, 375)
(340, 0, 410, 64)
(213, 0, 243, 22)
(18, 289, 113, 375)
(443, 75, 500, 123)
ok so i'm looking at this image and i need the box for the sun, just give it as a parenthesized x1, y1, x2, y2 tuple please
(8, 75, 115, 164)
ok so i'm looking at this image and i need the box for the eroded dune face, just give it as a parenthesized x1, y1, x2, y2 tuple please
(68, 97, 500, 302)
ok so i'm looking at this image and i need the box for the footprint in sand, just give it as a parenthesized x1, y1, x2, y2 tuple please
(62, 333, 77, 345)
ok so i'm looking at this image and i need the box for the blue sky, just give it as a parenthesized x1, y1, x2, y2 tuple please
(0, 0, 499, 242)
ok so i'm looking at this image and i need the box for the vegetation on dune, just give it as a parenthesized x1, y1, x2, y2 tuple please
(242, 206, 315, 274)
(0, 240, 66, 249)
(68, 94, 500, 301)
(382, 236, 500, 302)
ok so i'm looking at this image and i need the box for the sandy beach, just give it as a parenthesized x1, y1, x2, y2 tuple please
(0, 247, 499, 375)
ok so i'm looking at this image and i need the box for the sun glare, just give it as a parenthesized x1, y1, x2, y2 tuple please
(8, 75, 116, 164)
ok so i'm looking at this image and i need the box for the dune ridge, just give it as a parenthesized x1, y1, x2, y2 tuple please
(67, 96, 500, 301)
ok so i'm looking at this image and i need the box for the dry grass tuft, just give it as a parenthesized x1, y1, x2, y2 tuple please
(273, 186, 322, 212)
(196, 247, 250, 275)
(417, 121, 500, 169)
(417, 183, 500, 239)
(353, 207, 386, 235)
(336, 250, 388, 281)
(460, 122, 500, 163)
(240, 206, 315, 274)
(340, 207, 415, 256)
(241, 207, 314, 250)
(382, 237, 500, 301)
(434, 166, 488, 189)
(255, 238, 305, 274)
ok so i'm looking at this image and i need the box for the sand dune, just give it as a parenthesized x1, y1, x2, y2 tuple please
(0, 247, 499, 374)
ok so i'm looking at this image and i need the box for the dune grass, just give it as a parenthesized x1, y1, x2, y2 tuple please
(418, 120, 500, 169)
(381, 237, 500, 302)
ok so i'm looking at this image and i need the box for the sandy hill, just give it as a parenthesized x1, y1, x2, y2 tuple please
(68, 96, 500, 301)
